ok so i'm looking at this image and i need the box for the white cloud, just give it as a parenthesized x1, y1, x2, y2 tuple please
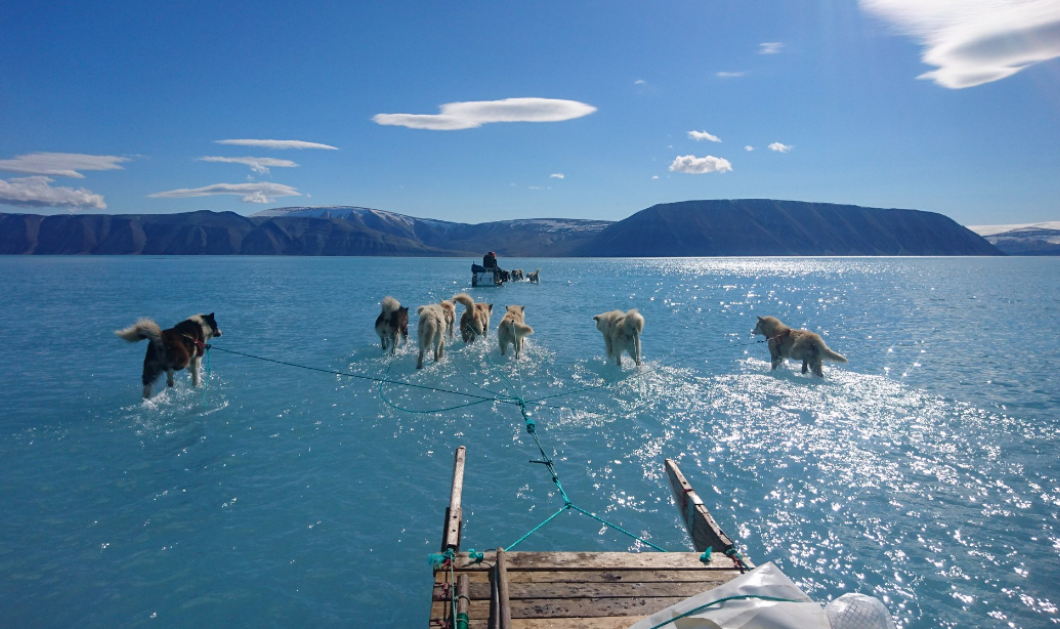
(745, 145, 755, 151)
(634, 79, 646, 85)
(688, 130, 722, 142)
(669, 155, 733, 174)
(198, 156, 299, 175)
(215, 139, 338, 150)
(149, 182, 300, 204)
(759, 42, 784, 54)
(550, 173, 565, 179)
(717, 71, 746, 78)
(0, 176, 107, 210)
(769, 142, 793, 153)
(652, 175, 659, 180)
(861, 0, 1060, 88)
(372, 97, 597, 130)
(0, 152, 129, 179)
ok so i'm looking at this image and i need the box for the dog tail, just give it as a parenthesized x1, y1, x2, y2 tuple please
(115, 318, 162, 344)
(820, 344, 848, 363)
(514, 322, 534, 338)
(621, 309, 645, 336)
(381, 296, 401, 314)
(452, 292, 475, 311)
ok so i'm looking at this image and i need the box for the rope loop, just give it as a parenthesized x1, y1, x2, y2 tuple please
(466, 549, 484, 564)
(699, 547, 713, 564)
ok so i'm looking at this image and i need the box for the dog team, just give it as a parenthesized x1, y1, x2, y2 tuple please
(117, 296, 846, 398)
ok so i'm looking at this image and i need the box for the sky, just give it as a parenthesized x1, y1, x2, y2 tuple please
(1, 0, 1059, 226)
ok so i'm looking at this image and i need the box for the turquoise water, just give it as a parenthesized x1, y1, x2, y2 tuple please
(1, 256, 1058, 628)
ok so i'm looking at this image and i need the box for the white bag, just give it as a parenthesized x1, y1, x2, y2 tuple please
(627, 562, 831, 629)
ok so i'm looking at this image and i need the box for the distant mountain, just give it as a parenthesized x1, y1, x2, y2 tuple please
(573, 200, 1002, 256)
(251, 206, 610, 256)
(0, 200, 1003, 256)
(967, 222, 1060, 256)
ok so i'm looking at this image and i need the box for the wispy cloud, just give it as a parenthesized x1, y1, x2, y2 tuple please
(759, 42, 784, 55)
(688, 130, 722, 142)
(550, 173, 565, 179)
(769, 142, 793, 153)
(745, 145, 755, 151)
(198, 156, 299, 175)
(149, 182, 300, 204)
(716, 71, 746, 78)
(669, 155, 733, 174)
(0, 176, 107, 210)
(372, 97, 597, 131)
(0, 152, 129, 179)
(634, 79, 646, 85)
(861, 0, 1060, 88)
(215, 139, 338, 150)
(652, 175, 659, 180)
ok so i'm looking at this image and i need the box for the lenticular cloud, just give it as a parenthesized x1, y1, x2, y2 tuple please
(149, 182, 300, 204)
(861, 0, 1060, 88)
(373, 98, 597, 130)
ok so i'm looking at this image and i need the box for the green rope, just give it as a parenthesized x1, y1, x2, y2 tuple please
(210, 346, 508, 404)
(700, 547, 713, 564)
(644, 594, 808, 629)
(568, 504, 667, 552)
(506, 504, 571, 551)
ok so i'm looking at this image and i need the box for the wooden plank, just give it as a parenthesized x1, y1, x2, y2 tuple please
(449, 568, 740, 586)
(442, 446, 467, 552)
(496, 549, 512, 629)
(462, 617, 648, 629)
(433, 596, 688, 620)
(463, 618, 648, 629)
(450, 551, 740, 571)
(511, 618, 647, 629)
(457, 575, 470, 628)
(664, 458, 734, 554)
(465, 581, 720, 600)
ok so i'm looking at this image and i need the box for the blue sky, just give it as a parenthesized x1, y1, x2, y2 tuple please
(1, 0, 1058, 225)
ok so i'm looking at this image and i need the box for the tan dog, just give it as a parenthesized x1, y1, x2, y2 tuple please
(527, 269, 540, 284)
(511, 269, 524, 281)
(593, 309, 644, 366)
(416, 304, 448, 369)
(497, 305, 534, 359)
(439, 299, 456, 339)
(453, 293, 492, 343)
(752, 315, 847, 377)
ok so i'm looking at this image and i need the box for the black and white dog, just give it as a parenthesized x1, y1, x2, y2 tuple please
(116, 313, 222, 398)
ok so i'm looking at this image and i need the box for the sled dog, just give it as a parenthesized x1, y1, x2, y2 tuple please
(511, 269, 524, 281)
(375, 296, 409, 354)
(416, 304, 448, 369)
(439, 299, 456, 339)
(497, 305, 534, 359)
(452, 293, 492, 343)
(116, 313, 223, 398)
(593, 309, 644, 366)
(752, 315, 847, 377)
(527, 269, 540, 284)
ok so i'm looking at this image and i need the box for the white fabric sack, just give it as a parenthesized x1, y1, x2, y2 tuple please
(825, 593, 897, 629)
(627, 561, 830, 629)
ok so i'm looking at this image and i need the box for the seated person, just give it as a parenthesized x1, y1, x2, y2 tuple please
(483, 251, 498, 269)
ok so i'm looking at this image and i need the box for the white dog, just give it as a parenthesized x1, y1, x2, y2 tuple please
(497, 305, 534, 359)
(416, 304, 448, 369)
(752, 315, 847, 377)
(593, 309, 645, 366)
